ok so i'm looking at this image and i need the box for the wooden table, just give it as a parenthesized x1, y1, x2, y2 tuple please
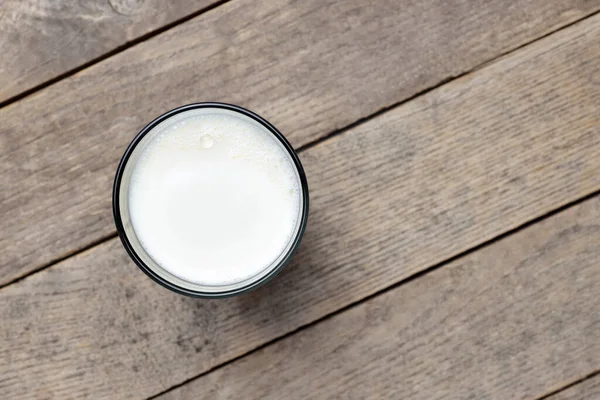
(1, 1, 600, 398)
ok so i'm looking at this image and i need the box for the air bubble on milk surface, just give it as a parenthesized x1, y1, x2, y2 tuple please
(198, 134, 215, 149)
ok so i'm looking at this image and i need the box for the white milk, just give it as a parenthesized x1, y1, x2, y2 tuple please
(128, 110, 302, 286)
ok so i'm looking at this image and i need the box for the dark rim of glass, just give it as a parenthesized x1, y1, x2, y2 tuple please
(112, 102, 309, 298)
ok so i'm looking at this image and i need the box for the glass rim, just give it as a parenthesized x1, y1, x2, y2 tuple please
(112, 102, 309, 298)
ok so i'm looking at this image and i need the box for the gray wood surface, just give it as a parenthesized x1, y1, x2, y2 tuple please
(547, 375, 600, 400)
(1, 12, 600, 399)
(159, 196, 600, 400)
(2, 0, 599, 286)
(0, 0, 216, 104)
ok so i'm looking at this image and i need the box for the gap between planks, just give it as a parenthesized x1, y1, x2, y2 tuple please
(0, 0, 233, 109)
(537, 370, 600, 400)
(297, 8, 600, 154)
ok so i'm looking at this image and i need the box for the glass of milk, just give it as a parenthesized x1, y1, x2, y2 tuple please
(113, 103, 309, 297)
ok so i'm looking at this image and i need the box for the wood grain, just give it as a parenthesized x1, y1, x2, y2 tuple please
(547, 375, 600, 400)
(2, 0, 599, 286)
(0, 0, 218, 103)
(1, 13, 600, 399)
(159, 197, 600, 400)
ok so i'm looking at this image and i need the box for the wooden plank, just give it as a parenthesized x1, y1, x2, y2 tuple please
(1, 0, 599, 286)
(1, 13, 600, 399)
(546, 375, 600, 400)
(0, 0, 219, 104)
(159, 197, 600, 400)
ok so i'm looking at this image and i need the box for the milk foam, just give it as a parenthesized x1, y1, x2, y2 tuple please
(128, 110, 302, 286)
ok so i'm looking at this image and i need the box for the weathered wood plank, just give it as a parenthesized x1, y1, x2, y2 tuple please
(0, 0, 218, 103)
(159, 197, 600, 400)
(2, 0, 599, 285)
(547, 375, 600, 400)
(1, 13, 600, 399)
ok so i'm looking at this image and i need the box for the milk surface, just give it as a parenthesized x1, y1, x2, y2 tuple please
(128, 111, 301, 286)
